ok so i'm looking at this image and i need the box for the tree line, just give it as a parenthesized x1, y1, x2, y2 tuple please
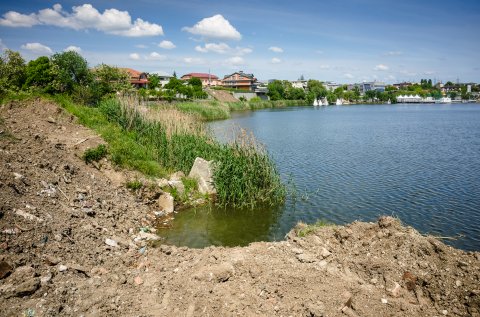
(0, 49, 207, 105)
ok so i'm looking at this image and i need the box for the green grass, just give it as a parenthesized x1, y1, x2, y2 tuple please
(126, 179, 143, 190)
(174, 101, 230, 121)
(54, 95, 168, 177)
(83, 144, 108, 163)
(146, 98, 310, 122)
(296, 219, 334, 237)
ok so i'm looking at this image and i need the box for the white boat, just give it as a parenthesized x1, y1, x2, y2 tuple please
(322, 98, 329, 106)
(435, 97, 452, 104)
(335, 98, 343, 105)
(313, 98, 319, 106)
(387, 99, 391, 104)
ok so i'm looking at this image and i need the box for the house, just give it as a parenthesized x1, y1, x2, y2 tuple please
(291, 80, 308, 90)
(393, 82, 412, 90)
(180, 73, 221, 87)
(120, 68, 149, 88)
(324, 81, 341, 91)
(151, 71, 173, 87)
(222, 71, 257, 91)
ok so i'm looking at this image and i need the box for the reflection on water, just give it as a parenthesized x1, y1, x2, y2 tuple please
(157, 204, 284, 248)
(159, 104, 480, 251)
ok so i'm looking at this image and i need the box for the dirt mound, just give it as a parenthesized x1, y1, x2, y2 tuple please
(1, 99, 479, 317)
(206, 88, 240, 102)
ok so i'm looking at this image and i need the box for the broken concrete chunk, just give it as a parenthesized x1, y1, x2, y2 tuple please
(188, 157, 216, 195)
(157, 192, 174, 214)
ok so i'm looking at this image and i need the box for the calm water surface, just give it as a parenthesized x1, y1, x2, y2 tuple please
(158, 104, 480, 251)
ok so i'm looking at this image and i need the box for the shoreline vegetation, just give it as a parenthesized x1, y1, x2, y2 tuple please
(0, 49, 286, 209)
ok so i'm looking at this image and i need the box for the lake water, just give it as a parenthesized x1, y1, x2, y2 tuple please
(157, 104, 480, 251)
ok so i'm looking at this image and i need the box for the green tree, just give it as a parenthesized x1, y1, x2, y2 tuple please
(0, 49, 26, 95)
(51, 51, 90, 93)
(352, 86, 361, 102)
(333, 86, 344, 99)
(164, 77, 183, 91)
(23, 56, 54, 91)
(188, 77, 202, 88)
(286, 87, 305, 100)
(364, 90, 377, 102)
(307, 80, 327, 99)
(267, 80, 286, 100)
(147, 73, 160, 89)
(93, 64, 130, 95)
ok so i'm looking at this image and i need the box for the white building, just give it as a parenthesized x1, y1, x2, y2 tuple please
(396, 94, 423, 103)
(291, 80, 308, 90)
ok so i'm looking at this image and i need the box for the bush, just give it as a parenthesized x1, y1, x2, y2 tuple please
(83, 144, 108, 163)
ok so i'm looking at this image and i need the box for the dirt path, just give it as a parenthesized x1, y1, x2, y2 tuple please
(1, 99, 479, 317)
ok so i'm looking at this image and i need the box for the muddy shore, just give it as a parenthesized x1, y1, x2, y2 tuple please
(1, 99, 479, 317)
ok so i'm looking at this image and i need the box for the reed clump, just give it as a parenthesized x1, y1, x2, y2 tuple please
(97, 95, 285, 208)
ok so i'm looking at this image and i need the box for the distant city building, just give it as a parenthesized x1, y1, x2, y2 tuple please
(180, 72, 221, 87)
(222, 71, 257, 91)
(360, 81, 386, 94)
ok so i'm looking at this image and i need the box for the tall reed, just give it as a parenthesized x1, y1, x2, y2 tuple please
(99, 96, 285, 208)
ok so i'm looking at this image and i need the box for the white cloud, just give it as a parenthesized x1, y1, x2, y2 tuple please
(0, 4, 164, 37)
(271, 57, 281, 64)
(0, 11, 38, 27)
(319, 65, 330, 69)
(135, 44, 148, 49)
(158, 40, 175, 49)
(183, 14, 241, 41)
(374, 64, 389, 71)
(183, 57, 204, 64)
(384, 51, 403, 56)
(147, 52, 167, 60)
(129, 53, 140, 60)
(195, 42, 230, 54)
(225, 56, 244, 66)
(386, 75, 396, 80)
(64, 45, 81, 53)
(195, 42, 252, 55)
(236, 47, 252, 55)
(269, 46, 283, 53)
(344, 73, 354, 79)
(21, 42, 53, 54)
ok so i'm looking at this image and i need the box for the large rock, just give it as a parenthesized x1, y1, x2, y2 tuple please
(158, 192, 174, 214)
(188, 157, 216, 195)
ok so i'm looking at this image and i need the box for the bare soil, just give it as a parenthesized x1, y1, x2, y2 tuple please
(205, 89, 239, 102)
(1, 99, 479, 317)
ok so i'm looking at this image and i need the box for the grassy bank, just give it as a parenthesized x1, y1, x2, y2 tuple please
(55, 95, 285, 208)
(161, 99, 310, 121)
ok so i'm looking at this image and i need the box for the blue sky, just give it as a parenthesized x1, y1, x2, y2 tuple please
(1, 0, 479, 83)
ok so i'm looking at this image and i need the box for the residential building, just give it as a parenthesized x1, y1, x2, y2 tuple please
(151, 71, 173, 87)
(180, 73, 221, 87)
(324, 81, 341, 91)
(291, 80, 307, 90)
(120, 68, 149, 88)
(393, 82, 412, 90)
(222, 71, 257, 91)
